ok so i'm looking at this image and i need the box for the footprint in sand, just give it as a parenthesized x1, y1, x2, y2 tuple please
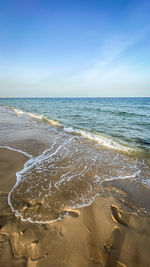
(60, 209, 80, 218)
(104, 226, 121, 254)
(111, 206, 128, 226)
(104, 226, 127, 266)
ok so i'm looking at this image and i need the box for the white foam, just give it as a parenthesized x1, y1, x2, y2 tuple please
(100, 169, 141, 183)
(47, 119, 60, 126)
(11, 106, 61, 126)
(26, 111, 43, 120)
(12, 107, 25, 115)
(0, 145, 32, 158)
(64, 126, 135, 154)
(7, 137, 76, 222)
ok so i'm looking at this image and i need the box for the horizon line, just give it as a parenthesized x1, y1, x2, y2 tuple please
(0, 96, 150, 99)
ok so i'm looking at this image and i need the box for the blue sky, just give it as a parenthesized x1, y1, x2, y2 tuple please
(0, 0, 150, 97)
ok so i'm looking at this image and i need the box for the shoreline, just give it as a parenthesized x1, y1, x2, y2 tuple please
(1, 104, 150, 156)
(1, 148, 150, 266)
(0, 105, 150, 266)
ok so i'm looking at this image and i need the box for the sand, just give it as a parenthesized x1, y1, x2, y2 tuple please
(0, 148, 150, 267)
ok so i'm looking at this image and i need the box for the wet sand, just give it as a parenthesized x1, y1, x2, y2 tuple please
(1, 148, 150, 266)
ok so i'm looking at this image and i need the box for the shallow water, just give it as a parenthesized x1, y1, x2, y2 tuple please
(0, 99, 150, 222)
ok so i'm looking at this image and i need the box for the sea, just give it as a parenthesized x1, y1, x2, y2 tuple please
(0, 97, 150, 222)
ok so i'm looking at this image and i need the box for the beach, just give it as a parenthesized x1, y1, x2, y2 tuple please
(1, 0, 150, 264)
(0, 100, 150, 266)
(1, 148, 150, 267)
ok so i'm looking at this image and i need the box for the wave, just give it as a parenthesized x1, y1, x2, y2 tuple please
(64, 127, 137, 155)
(86, 107, 146, 118)
(10, 106, 139, 155)
(6, 137, 81, 224)
(11, 107, 61, 126)
(0, 144, 146, 223)
(117, 111, 146, 117)
(7, 144, 142, 223)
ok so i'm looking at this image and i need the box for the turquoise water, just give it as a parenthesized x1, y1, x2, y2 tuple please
(0, 97, 150, 154)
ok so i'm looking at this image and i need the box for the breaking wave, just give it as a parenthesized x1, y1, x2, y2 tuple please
(10, 106, 138, 155)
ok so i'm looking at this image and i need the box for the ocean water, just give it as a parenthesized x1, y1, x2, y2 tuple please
(0, 98, 150, 222)
(0, 97, 150, 153)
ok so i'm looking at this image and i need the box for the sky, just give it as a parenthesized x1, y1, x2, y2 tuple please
(0, 0, 150, 97)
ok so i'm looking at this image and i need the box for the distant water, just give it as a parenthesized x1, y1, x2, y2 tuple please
(0, 98, 150, 222)
(0, 97, 150, 154)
